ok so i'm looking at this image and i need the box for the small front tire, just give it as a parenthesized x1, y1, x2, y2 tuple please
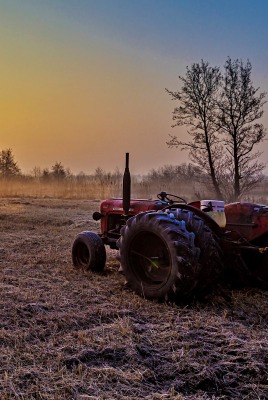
(72, 231, 106, 272)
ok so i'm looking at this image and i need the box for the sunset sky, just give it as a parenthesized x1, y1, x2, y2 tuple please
(1, 0, 268, 175)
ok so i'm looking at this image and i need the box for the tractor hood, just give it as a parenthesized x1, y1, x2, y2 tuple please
(100, 198, 165, 215)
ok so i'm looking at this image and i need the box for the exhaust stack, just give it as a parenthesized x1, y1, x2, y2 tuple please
(123, 153, 131, 215)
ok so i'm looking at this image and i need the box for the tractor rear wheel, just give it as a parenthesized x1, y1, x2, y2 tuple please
(166, 208, 224, 292)
(72, 231, 106, 272)
(117, 211, 200, 301)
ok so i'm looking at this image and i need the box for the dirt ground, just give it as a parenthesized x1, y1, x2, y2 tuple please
(0, 197, 267, 400)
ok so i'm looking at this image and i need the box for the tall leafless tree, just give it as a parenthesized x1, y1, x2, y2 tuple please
(166, 60, 224, 199)
(167, 59, 267, 201)
(218, 58, 267, 201)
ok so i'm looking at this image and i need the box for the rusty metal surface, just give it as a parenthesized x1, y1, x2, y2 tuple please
(225, 202, 268, 242)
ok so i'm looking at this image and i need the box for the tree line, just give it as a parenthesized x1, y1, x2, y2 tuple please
(166, 57, 267, 202)
(0, 146, 267, 202)
(0, 149, 69, 180)
(0, 149, 123, 184)
(0, 147, 206, 186)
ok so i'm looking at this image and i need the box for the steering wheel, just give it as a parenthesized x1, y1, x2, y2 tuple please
(157, 191, 187, 204)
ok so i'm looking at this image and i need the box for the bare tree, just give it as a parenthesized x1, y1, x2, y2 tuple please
(31, 166, 42, 179)
(218, 58, 267, 201)
(0, 148, 21, 177)
(167, 59, 267, 201)
(166, 60, 224, 199)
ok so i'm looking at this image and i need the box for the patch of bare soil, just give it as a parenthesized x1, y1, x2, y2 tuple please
(0, 198, 267, 400)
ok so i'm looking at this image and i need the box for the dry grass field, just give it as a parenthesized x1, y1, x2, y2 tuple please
(0, 197, 268, 400)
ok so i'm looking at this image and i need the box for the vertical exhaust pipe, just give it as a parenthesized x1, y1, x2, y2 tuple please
(123, 153, 131, 215)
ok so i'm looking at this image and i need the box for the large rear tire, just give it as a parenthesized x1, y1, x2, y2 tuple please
(117, 211, 200, 301)
(72, 231, 106, 272)
(166, 208, 224, 292)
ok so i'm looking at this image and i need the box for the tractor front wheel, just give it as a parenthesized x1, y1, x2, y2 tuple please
(72, 231, 106, 272)
(117, 211, 200, 301)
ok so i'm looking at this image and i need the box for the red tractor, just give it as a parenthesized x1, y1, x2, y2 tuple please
(72, 154, 268, 301)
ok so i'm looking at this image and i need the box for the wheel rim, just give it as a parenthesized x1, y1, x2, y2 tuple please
(75, 242, 91, 267)
(127, 231, 171, 287)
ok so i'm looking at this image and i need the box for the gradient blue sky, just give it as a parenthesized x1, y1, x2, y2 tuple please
(1, 0, 268, 174)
